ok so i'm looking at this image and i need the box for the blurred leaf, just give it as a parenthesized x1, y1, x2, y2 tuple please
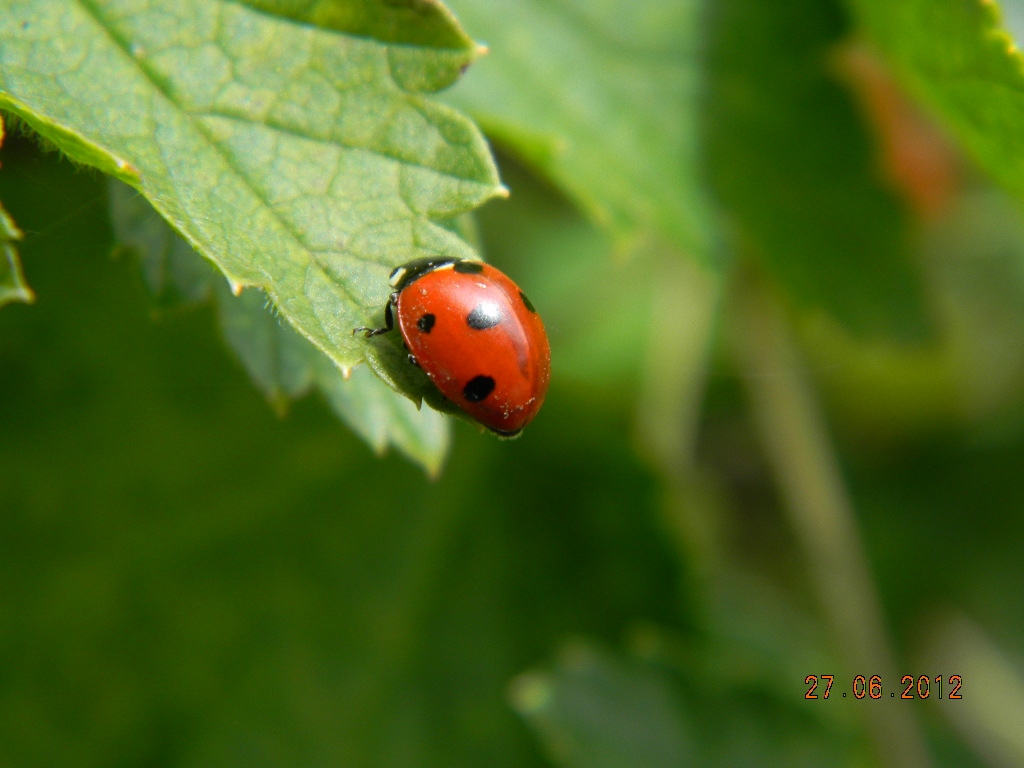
(108, 180, 450, 475)
(0, 199, 32, 308)
(801, 187, 1024, 442)
(217, 284, 451, 475)
(848, 0, 1024, 203)
(444, 0, 710, 260)
(215, 282, 317, 407)
(624, 578, 867, 768)
(510, 641, 693, 768)
(108, 183, 215, 307)
(705, 0, 930, 339)
(0, 115, 33, 307)
(0, 0, 502, 400)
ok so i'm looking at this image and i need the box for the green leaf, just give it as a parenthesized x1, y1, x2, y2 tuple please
(510, 641, 693, 768)
(215, 282, 316, 407)
(0, 0, 503, 394)
(444, 0, 710, 260)
(0, 115, 34, 307)
(108, 180, 450, 475)
(847, 0, 1024, 201)
(704, 0, 930, 340)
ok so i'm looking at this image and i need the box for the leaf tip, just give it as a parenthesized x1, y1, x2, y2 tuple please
(269, 392, 291, 418)
(115, 157, 139, 180)
(0, 283, 36, 307)
(423, 460, 445, 481)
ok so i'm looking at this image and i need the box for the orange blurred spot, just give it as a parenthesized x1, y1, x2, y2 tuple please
(837, 42, 959, 219)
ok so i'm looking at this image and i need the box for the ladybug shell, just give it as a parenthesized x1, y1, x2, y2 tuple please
(394, 261, 550, 436)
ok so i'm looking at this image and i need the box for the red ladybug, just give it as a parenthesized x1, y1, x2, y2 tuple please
(355, 257, 550, 437)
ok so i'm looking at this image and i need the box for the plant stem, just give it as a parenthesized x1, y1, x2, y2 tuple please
(732, 273, 931, 768)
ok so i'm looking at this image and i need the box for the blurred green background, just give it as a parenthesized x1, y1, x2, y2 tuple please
(5, 1, 1024, 767)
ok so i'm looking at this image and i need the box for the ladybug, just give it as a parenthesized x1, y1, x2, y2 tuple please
(355, 257, 550, 437)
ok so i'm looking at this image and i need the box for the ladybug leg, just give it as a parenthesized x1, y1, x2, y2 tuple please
(353, 293, 398, 338)
(397, 338, 420, 367)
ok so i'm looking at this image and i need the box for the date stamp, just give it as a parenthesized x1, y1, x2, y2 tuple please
(804, 675, 962, 699)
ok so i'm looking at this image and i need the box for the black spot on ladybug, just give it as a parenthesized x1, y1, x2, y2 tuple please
(466, 302, 503, 330)
(453, 260, 484, 274)
(463, 375, 495, 403)
(519, 291, 537, 313)
(407, 354, 420, 368)
(417, 313, 435, 333)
